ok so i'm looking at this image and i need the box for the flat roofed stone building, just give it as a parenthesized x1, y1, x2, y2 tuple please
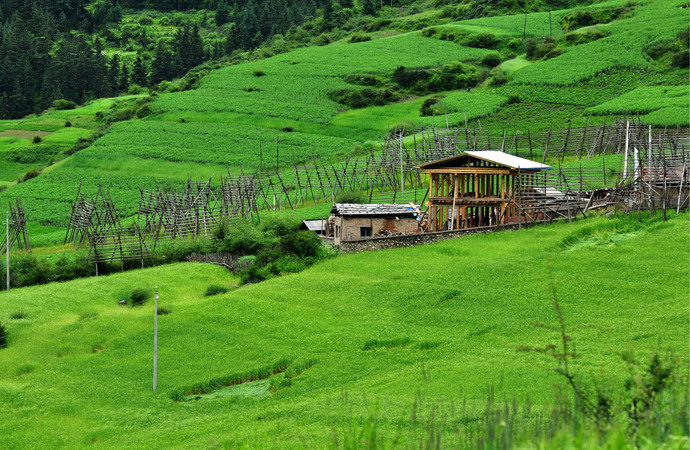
(416, 151, 550, 231)
(330, 203, 422, 245)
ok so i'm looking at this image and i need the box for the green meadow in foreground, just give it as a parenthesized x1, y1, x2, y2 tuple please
(0, 212, 687, 447)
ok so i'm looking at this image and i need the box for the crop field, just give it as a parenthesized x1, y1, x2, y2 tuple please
(585, 86, 690, 125)
(154, 33, 490, 124)
(411, 91, 508, 129)
(0, 213, 687, 446)
(511, 0, 688, 85)
(86, 120, 360, 167)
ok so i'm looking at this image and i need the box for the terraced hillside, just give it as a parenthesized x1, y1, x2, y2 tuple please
(0, 213, 687, 446)
(1, 0, 688, 226)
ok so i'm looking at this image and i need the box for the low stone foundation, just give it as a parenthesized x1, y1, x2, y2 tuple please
(338, 222, 530, 253)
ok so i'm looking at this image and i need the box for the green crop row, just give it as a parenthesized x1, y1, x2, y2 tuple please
(585, 86, 688, 115)
(512, 0, 688, 85)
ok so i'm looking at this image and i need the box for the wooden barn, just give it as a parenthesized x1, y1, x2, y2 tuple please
(416, 151, 550, 231)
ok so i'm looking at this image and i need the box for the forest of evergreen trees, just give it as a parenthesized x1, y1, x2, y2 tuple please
(0, 0, 333, 119)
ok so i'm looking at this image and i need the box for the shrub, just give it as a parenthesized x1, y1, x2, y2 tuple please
(420, 97, 439, 117)
(138, 15, 153, 25)
(135, 103, 152, 118)
(481, 52, 502, 67)
(53, 99, 77, 110)
(421, 27, 437, 37)
(128, 84, 147, 95)
(280, 231, 322, 258)
(205, 285, 228, 296)
(19, 169, 40, 183)
(336, 190, 365, 203)
(489, 71, 507, 87)
(0, 323, 7, 349)
(32, 135, 42, 144)
(671, 50, 689, 68)
(253, 69, 265, 77)
(129, 288, 151, 306)
(507, 94, 521, 104)
(260, 216, 301, 237)
(159, 16, 170, 26)
(349, 34, 371, 43)
(462, 32, 498, 48)
(219, 221, 272, 254)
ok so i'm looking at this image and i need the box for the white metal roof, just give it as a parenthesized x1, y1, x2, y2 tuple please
(332, 203, 419, 216)
(464, 151, 551, 170)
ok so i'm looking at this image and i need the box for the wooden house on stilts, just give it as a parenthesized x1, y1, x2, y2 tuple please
(416, 151, 550, 231)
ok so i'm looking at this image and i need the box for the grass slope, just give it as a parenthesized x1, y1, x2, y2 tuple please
(0, 213, 687, 446)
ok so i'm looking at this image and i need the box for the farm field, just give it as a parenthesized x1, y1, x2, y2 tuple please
(0, 0, 687, 230)
(0, 212, 687, 447)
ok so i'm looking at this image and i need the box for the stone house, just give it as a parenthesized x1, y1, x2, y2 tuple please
(329, 203, 422, 245)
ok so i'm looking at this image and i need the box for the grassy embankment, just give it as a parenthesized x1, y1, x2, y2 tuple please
(0, 212, 687, 446)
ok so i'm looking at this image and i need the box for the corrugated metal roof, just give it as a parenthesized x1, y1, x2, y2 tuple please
(464, 151, 551, 170)
(415, 151, 550, 170)
(302, 219, 326, 231)
(332, 203, 419, 216)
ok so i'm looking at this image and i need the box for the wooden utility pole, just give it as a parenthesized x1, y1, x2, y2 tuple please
(5, 212, 9, 291)
(153, 286, 158, 392)
(523, 15, 527, 39)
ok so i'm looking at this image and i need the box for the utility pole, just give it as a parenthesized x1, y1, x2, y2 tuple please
(153, 286, 158, 392)
(5, 212, 9, 291)
(399, 131, 404, 195)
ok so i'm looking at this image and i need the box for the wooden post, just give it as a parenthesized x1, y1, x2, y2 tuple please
(153, 286, 158, 392)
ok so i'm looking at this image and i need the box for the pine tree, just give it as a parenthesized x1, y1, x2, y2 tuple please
(362, 0, 376, 15)
(215, 0, 230, 26)
(131, 54, 148, 87)
(118, 62, 129, 92)
(109, 54, 121, 92)
(150, 41, 173, 84)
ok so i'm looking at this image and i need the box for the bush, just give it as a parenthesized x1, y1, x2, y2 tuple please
(349, 34, 371, 43)
(205, 284, 228, 296)
(336, 190, 365, 203)
(489, 71, 507, 87)
(219, 221, 272, 254)
(128, 84, 147, 95)
(421, 27, 437, 37)
(462, 32, 498, 48)
(19, 169, 40, 183)
(129, 288, 151, 306)
(53, 99, 77, 110)
(138, 15, 153, 25)
(671, 50, 689, 68)
(135, 103, 152, 118)
(481, 52, 502, 67)
(280, 231, 322, 258)
(420, 97, 439, 117)
(32, 135, 42, 144)
(253, 69, 265, 77)
(0, 323, 7, 349)
(507, 93, 521, 104)
(260, 215, 301, 238)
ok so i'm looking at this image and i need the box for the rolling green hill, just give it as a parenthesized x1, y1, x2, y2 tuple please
(1, 0, 687, 227)
(0, 213, 687, 446)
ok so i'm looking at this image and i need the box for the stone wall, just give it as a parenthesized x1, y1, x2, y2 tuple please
(334, 216, 421, 245)
(338, 222, 528, 253)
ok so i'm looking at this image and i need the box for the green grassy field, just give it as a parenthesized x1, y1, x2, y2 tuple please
(0, 0, 687, 228)
(0, 213, 687, 446)
(511, 0, 688, 85)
